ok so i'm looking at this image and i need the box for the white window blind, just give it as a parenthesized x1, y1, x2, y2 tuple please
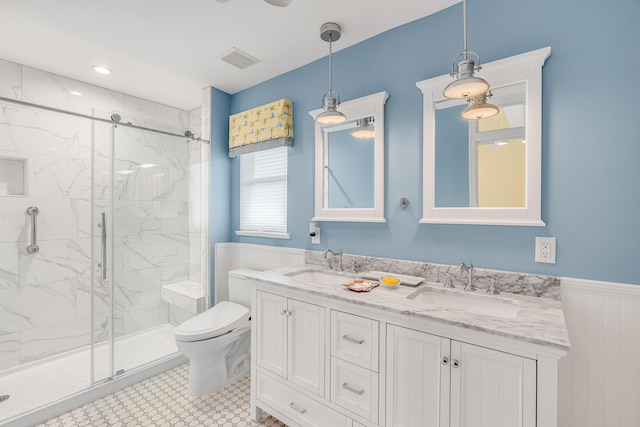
(239, 146, 288, 234)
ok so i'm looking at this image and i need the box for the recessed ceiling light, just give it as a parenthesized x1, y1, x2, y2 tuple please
(70, 91, 83, 96)
(92, 65, 111, 75)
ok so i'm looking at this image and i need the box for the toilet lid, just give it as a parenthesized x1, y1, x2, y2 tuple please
(174, 301, 250, 342)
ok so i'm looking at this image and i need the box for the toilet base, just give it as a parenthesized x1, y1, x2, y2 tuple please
(180, 328, 251, 396)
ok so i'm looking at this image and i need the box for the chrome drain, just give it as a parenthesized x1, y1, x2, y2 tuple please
(0, 395, 9, 403)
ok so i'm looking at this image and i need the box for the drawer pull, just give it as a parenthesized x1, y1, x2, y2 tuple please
(288, 402, 307, 414)
(342, 335, 364, 345)
(342, 382, 365, 395)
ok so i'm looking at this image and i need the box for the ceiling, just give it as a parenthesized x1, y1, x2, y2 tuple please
(0, 0, 457, 111)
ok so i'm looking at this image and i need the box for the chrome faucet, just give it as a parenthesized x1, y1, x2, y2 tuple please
(487, 278, 500, 295)
(443, 272, 455, 288)
(459, 262, 476, 291)
(324, 249, 343, 271)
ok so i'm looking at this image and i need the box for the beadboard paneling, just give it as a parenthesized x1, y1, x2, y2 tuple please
(559, 278, 640, 427)
(214, 243, 305, 304)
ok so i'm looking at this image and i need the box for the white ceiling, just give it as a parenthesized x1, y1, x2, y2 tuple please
(0, 0, 457, 111)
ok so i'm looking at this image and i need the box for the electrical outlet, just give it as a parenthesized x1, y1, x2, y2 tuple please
(535, 236, 556, 264)
(309, 223, 320, 244)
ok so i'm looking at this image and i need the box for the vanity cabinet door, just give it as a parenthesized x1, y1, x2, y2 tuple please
(256, 292, 326, 396)
(288, 298, 325, 397)
(450, 342, 536, 427)
(256, 291, 287, 378)
(386, 325, 450, 427)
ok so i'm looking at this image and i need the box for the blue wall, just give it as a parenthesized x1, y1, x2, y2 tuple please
(217, 0, 640, 285)
(209, 88, 232, 303)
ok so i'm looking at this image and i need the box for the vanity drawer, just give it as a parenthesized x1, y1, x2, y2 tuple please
(331, 310, 379, 371)
(330, 357, 379, 423)
(257, 371, 347, 427)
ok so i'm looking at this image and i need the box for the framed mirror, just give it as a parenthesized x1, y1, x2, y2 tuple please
(309, 91, 389, 222)
(417, 47, 551, 226)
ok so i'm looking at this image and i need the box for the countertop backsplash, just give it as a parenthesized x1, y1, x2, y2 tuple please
(305, 250, 561, 300)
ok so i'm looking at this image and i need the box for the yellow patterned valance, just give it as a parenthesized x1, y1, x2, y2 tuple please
(228, 98, 293, 157)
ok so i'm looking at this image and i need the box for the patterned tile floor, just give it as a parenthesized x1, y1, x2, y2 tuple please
(37, 364, 286, 427)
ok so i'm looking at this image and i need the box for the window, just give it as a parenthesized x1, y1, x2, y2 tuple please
(237, 146, 289, 238)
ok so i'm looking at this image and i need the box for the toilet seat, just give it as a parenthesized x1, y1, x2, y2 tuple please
(175, 301, 250, 342)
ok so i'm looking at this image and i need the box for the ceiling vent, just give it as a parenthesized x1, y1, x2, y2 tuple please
(218, 48, 260, 70)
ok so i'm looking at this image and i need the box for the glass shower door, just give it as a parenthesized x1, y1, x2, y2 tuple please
(91, 119, 115, 384)
(101, 121, 191, 378)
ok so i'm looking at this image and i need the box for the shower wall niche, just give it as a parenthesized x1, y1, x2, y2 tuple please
(0, 154, 26, 196)
(0, 58, 210, 374)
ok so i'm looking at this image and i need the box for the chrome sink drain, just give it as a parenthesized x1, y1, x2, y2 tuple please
(0, 395, 9, 403)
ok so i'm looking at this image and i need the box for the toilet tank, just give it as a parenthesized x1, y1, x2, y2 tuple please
(228, 270, 261, 308)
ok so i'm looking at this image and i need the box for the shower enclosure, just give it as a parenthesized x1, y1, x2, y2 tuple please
(0, 77, 210, 425)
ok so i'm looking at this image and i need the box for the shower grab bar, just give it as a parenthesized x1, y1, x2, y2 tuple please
(26, 206, 39, 253)
(100, 213, 107, 280)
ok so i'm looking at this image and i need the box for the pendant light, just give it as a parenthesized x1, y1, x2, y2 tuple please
(443, 0, 490, 100)
(315, 22, 347, 125)
(351, 117, 375, 139)
(461, 91, 499, 120)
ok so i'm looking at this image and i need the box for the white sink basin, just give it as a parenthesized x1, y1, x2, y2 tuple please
(285, 269, 355, 286)
(409, 288, 519, 318)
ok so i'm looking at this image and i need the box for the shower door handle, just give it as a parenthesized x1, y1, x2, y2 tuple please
(26, 206, 39, 253)
(99, 212, 107, 280)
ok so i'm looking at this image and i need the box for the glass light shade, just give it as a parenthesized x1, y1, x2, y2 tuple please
(461, 98, 500, 120)
(316, 109, 347, 125)
(316, 92, 347, 124)
(444, 76, 490, 99)
(351, 117, 375, 139)
(351, 127, 375, 139)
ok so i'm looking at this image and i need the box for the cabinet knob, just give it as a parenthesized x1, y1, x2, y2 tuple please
(441, 356, 449, 365)
(452, 359, 460, 368)
(280, 309, 287, 316)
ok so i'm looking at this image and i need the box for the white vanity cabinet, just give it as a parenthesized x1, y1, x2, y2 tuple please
(386, 325, 536, 427)
(250, 277, 565, 427)
(255, 290, 325, 396)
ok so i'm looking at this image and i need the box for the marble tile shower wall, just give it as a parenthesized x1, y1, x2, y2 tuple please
(0, 58, 204, 371)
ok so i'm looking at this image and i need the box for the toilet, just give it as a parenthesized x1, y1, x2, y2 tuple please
(174, 270, 257, 396)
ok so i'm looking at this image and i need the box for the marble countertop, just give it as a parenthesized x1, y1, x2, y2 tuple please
(235, 266, 570, 352)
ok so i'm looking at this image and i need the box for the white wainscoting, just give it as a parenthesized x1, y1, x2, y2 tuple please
(214, 243, 305, 304)
(559, 277, 640, 427)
